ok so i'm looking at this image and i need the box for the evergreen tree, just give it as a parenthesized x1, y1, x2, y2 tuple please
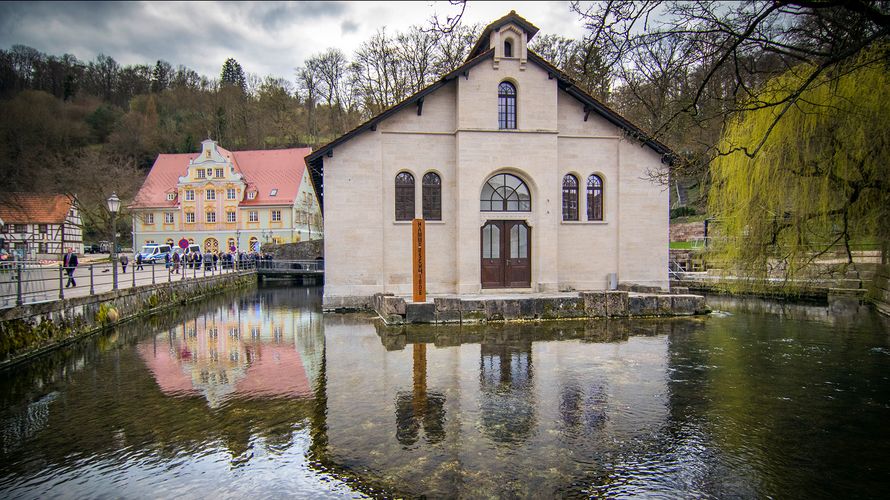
(220, 57, 246, 93)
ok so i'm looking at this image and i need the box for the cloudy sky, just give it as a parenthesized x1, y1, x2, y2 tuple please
(0, 1, 588, 80)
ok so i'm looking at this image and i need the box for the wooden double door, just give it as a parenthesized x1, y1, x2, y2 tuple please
(481, 220, 531, 288)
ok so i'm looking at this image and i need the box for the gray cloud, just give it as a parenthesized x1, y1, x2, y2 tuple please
(340, 19, 359, 34)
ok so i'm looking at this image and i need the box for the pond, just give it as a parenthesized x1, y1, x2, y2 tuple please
(1, 286, 889, 498)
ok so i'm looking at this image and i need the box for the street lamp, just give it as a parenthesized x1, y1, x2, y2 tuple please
(107, 192, 120, 290)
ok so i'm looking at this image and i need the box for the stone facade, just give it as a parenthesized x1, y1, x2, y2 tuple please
(309, 12, 672, 310)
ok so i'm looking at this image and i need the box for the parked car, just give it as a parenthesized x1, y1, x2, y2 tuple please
(84, 243, 100, 254)
(138, 244, 173, 263)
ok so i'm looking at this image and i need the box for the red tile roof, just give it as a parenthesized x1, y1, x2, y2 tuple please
(0, 192, 75, 223)
(131, 147, 312, 208)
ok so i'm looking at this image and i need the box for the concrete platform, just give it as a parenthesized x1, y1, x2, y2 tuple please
(372, 290, 709, 325)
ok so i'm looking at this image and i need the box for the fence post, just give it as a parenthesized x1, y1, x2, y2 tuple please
(89, 264, 95, 295)
(152, 263, 155, 285)
(168, 264, 171, 284)
(16, 264, 23, 306)
(58, 264, 64, 300)
(132, 261, 136, 288)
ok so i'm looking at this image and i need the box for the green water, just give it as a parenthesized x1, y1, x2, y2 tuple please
(1, 287, 888, 498)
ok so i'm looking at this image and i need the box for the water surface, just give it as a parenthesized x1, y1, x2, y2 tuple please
(1, 287, 888, 498)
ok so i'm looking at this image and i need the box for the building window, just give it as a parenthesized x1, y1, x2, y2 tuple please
(249, 211, 258, 222)
(562, 174, 579, 221)
(247, 191, 256, 200)
(185, 212, 195, 223)
(249, 236, 259, 251)
(206, 211, 216, 223)
(185, 190, 195, 201)
(14, 224, 27, 233)
(422, 172, 441, 221)
(38, 242, 47, 253)
(197, 169, 206, 179)
(216, 168, 224, 178)
(227, 188, 237, 200)
(481, 173, 530, 212)
(227, 211, 236, 223)
(270, 188, 278, 197)
(587, 174, 604, 221)
(498, 81, 516, 130)
(165, 212, 174, 224)
(271, 210, 282, 222)
(166, 193, 175, 201)
(0, 224, 7, 233)
(504, 39, 513, 57)
(227, 238, 236, 251)
(145, 213, 155, 224)
(38, 224, 48, 233)
(206, 189, 216, 201)
(395, 172, 415, 221)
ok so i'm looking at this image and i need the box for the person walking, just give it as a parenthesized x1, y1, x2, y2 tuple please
(63, 248, 78, 288)
(120, 254, 129, 274)
(136, 252, 144, 270)
(172, 251, 181, 274)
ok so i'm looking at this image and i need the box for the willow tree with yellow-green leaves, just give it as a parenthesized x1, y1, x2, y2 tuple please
(708, 45, 890, 285)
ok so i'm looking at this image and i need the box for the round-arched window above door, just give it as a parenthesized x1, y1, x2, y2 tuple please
(480, 173, 531, 212)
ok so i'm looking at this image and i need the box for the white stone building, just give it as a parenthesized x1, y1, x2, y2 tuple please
(305, 11, 674, 309)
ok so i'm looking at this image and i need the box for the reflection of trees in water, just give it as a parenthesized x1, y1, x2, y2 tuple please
(394, 343, 446, 446)
(479, 340, 536, 444)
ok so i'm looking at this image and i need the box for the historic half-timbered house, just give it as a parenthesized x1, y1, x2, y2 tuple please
(0, 193, 83, 260)
(306, 11, 675, 309)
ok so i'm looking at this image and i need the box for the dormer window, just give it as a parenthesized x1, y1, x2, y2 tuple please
(166, 193, 175, 201)
(270, 189, 278, 197)
(247, 191, 257, 200)
(504, 39, 513, 57)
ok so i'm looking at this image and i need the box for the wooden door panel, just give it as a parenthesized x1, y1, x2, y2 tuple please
(481, 220, 530, 289)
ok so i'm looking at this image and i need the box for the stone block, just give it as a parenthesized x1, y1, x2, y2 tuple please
(436, 310, 461, 324)
(617, 283, 634, 292)
(385, 314, 404, 325)
(671, 286, 689, 295)
(628, 294, 659, 316)
(434, 297, 462, 312)
(382, 296, 406, 316)
(657, 295, 673, 315)
(483, 300, 505, 321)
(539, 298, 560, 319)
(605, 291, 628, 317)
(461, 310, 487, 323)
(580, 291, 607, 317)
(555, 297, 586, 318)
(406, 303, 436, 324)
(671, 294, 703, 315)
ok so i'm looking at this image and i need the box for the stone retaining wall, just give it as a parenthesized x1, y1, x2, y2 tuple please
(870, 265, 890, 316)
(373, 291, 708, 325)
(0, 271, 256, 368)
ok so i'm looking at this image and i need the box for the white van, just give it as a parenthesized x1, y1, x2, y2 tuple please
(138, 244, 173, 263)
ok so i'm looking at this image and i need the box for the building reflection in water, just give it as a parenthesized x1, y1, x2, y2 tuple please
(395, 344, 446, 446)
(479, 339, 536, 444)
(138, 293, 322, 408)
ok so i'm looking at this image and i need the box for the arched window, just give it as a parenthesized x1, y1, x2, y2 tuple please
(498, 82, 516, 130)
(422, 172, 442, 221)
(587, 174, 603, 221)
(395, 172, 415, 221)
(481, 173, 531, 212)
(562, 174, 579, 221)
(504, 39, 513, 57)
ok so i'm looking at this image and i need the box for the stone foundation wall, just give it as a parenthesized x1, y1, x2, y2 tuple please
(0, 271, 256, 368)
(870, 265, 890, 316)
(372, 291, 708, 325)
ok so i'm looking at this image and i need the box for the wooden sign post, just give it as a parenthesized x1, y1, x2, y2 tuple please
(412, 218, 426, 303)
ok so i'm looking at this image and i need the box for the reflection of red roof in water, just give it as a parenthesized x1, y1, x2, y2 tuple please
(138, 344, 199, 396)
(137, 342, 312, 400)
(235, 345, 313, 398)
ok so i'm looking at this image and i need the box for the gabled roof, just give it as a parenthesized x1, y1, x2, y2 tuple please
(467, 10, 540, 61)
(306, 12, 677, 211)
(0, 192, 75, 224)
(132, 147, 312, 209)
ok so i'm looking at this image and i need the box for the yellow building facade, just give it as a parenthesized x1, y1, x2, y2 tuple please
(131, 140, 322, 253)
